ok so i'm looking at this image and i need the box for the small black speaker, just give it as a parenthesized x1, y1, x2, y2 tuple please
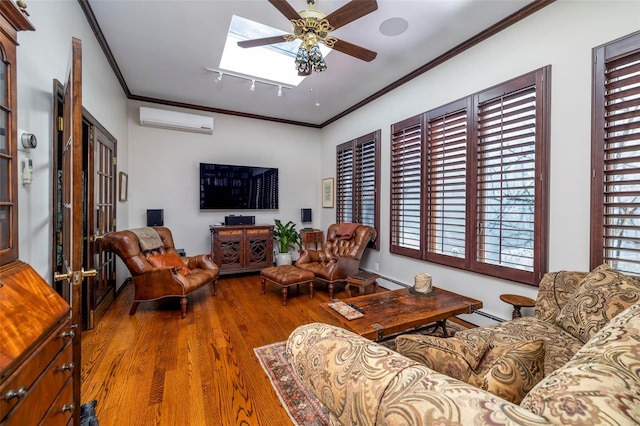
(224, 215, 255, 226)
(147, 209, 164, 226)
(301, 208, 312, 223)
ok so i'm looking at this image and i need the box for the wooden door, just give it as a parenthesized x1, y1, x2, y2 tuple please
(85, 123, 116, 329)
(54, 37, 90, 426)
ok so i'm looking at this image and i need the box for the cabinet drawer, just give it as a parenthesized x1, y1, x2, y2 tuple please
(0, 320, 73, 418)
(40, 378, 74, 426)
(2, 343, 73, 425)
(217, 229, 243, 236)
(246, 228, 270, 235)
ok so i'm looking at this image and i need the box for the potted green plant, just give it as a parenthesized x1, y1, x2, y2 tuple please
(273, 219, 301, 266)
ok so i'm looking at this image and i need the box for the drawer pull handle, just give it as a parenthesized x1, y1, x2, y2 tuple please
(4, 386, 27, 401)
(60, 362, 74, 373)
(61, 330, 75, 339)
(61, 403, 75, 413)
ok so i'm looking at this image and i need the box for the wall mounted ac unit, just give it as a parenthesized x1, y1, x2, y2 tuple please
(139, 107, 214, 134)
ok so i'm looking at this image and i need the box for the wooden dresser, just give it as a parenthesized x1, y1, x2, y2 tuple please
(210, 225, 274, 275)
(0, 261, 75, 425)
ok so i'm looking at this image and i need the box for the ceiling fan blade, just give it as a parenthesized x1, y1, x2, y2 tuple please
(325, 0, 378, 30)
(237, 35, 291, 48)
(268, 0, 301, 21)
(331, 38, 377, 62)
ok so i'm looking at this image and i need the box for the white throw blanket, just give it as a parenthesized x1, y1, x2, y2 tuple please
(130, 227, 163, 251)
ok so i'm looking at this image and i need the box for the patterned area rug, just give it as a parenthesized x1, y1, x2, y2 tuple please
(254, 321, 466, 426)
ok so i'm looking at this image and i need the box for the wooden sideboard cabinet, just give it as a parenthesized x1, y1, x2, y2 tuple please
(210, 225, 274, 275)
(0, 261, 75, 425)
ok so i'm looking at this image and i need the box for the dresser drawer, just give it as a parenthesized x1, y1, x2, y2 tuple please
(1, 334, 73, 425)
(40, 378, 74, 426)
(0, 319, 73, 419)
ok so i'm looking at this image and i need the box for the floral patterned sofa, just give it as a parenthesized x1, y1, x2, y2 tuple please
(286, 265, 640, 425)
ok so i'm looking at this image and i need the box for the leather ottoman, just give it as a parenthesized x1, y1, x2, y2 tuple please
(260, 265, 315, 306)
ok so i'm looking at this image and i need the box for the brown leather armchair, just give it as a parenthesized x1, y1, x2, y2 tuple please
(295, 223, 377, 298)
(102, 226, 219, 318)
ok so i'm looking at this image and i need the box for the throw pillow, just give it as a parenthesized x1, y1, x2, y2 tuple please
(147, 252, 191, 276)
(555, 263, 640, 343)
(395, 335, 488, 383)
(471, 340, 545, 405)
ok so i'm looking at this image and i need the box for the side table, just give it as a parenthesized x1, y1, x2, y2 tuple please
(500, 294, 536, 319)
(345, 271, 380, 297)
(300, 229, 324, 250)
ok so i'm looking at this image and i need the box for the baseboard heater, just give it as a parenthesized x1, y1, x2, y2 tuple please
(361, 270, 506, 325)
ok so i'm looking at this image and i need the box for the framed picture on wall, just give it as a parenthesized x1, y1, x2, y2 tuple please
(119, 171, 128, 202)
(322, 177, 334, 208)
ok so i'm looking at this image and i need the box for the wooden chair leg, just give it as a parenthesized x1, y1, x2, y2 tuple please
(180, 297, 187, 319)
(210, 279, 217, 296)
(129, 301, 139, 315)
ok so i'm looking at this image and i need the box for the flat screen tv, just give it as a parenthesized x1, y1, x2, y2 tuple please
(200, 163, 279, 210)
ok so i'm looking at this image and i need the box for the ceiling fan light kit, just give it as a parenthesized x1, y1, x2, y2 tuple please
(238, 0, 378, 75)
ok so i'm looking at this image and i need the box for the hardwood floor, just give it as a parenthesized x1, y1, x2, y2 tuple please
(81, 274, 352, 425)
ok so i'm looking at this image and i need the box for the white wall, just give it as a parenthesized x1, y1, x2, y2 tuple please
(320, 0, 640, 322)
(127, 100, 322, 257)
(16, 0, 129, 280)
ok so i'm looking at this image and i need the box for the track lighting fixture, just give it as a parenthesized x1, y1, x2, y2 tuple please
(204, 67, 292, 98)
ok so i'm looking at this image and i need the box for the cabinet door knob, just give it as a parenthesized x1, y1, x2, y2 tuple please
(4, 386, 27, 401)
(61, 403, 75, 413)
(60, 362, 74, 373)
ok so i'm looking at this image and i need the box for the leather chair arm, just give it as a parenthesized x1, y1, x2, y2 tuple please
(329, 257, 360, 281)
(134, 268, 186, 299)
(184, 254, 219, 272)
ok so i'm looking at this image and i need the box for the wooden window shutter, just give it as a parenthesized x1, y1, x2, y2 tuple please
(591, 31, 640, 275)
(355, 131, 380, 232)
(390, 115, 422, 257)
(425, 100, 469, 268)
(336, 141, 354, 223)
(473, 72, 542, 283)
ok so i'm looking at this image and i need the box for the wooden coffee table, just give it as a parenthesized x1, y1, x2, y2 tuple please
(321, 287, 482, 341)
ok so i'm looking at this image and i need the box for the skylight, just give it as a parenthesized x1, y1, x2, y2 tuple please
(220, 15, 331, 87)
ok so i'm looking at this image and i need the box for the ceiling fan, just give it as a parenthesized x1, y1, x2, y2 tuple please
(238, 0, 378, 75)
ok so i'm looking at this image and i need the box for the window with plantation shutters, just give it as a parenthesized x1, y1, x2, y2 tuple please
(591, 31, 640, 276)
(336, 142, 354, 222)
(425, 100, 469, 268)
(336, 130, 380, 249)
(389, 67, 549, 285)
(474, 82, 539, 281)
(390, 116, 422, 257)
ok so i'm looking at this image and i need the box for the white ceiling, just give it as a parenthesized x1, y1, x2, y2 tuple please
(85, 0, 539, 127)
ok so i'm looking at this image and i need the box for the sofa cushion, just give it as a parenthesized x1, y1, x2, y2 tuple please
(395, 335, 488, 382)
(147, 252, 191, 276)
(522, 302, 640, 424)
(471, 340, 545, 405)
(455, 317, 583, 377)
(396, 335, 544, 404)
(534, 270, 587, 323)
(555, 264, 640, 343)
